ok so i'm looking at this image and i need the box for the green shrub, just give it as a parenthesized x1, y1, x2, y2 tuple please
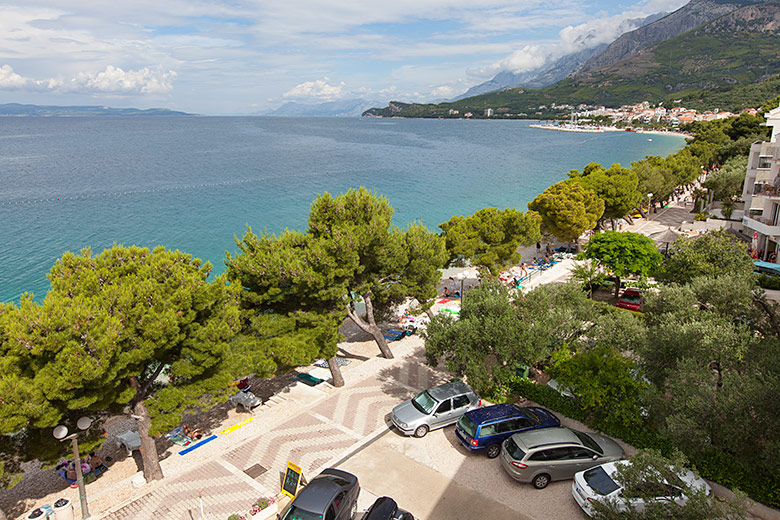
(757, 273, 780, 290)
(510, 378, 780, 508)
(694, 212, 709, 221)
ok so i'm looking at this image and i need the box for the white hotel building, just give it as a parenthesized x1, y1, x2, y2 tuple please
(742, 106, 780, 260)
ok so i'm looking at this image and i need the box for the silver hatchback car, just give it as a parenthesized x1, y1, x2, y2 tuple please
(500, 427, 624, 489)
(390, 380, 480, 438)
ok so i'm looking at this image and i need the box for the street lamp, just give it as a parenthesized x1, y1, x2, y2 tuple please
(53, 416, 93, 519)
(647, 193, 653, 221)
(456, 272, 465, 301)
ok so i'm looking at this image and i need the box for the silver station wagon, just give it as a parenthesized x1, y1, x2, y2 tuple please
(500, 427, 625, 489)
(390, 380, 481, 438)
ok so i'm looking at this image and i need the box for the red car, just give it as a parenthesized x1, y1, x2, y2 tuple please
(616, 288, 642, 312)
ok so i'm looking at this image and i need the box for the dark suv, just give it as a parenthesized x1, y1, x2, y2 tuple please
(279, 468, 359, 520)
(455, 404, 560, 458)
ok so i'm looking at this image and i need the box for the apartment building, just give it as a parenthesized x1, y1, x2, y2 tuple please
(742, 106, 780, 260)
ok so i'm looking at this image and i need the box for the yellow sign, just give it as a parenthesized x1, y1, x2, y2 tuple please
(281, 461, 303, 499)
(220, 417, 253, 435)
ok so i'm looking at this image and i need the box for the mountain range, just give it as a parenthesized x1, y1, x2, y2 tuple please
(456, 12, 668, 100)
(0, 103, 191, 117)
(365, 0, 780, 118)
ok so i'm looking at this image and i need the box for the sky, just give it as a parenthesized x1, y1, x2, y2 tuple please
(0, 0, 688, 115)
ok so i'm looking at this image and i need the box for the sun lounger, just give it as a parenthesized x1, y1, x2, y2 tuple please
(116, 430, 141, 456)
(296, 372, 324, 386)
(229, 390, 263, 412)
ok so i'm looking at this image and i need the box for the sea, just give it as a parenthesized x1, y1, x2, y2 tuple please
(0, 117, 685, 303)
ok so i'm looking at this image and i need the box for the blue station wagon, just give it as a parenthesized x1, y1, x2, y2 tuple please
(455, 404, 561, 458)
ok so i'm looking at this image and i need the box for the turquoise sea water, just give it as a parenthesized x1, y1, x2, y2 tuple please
(0, 117, 684, 303)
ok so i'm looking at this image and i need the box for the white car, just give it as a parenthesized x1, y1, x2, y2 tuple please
(572, 461, 712, 516)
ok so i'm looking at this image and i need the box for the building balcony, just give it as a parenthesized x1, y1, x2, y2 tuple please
(743, 215, 780, 237)
(752, 184, 780, 199)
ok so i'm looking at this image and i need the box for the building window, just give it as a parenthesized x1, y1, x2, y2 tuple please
(759, 156, 773, 169)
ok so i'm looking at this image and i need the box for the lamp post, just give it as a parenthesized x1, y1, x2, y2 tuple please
(456, 272, 465, 301)
(647, 193, 653, 221)
(53, 416, 93, 519)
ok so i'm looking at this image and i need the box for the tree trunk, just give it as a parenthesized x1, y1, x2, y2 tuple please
(611, 217, 617, 231)
(133, 399, 164, 482)
(327, 357, 345, 387)
(345, 292, 394, 359)
(614, 276, 621, 298)
(425, 308, 434, 320)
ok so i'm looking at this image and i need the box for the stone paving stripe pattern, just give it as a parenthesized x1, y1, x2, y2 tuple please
(104, 460, 258, 520)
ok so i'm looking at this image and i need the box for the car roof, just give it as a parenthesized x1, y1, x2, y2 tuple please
(364, 497, 398, 519)
(427, 380, 473, 401)
(292, 468, 357, 514)
(622, 288, 642, 295)
(465, 403, 522, 424)
(511, 427, 580, 450)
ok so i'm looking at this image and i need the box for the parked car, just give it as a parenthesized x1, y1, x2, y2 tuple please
(572, 461, 711, 516)
(616, 288, 642, 312)
(455, 404, 560, 458)
(278, 468, 359, 520)
(390, 380, 481, 438)
(499, 427, 624, 489)
(363, 496, 414, 520)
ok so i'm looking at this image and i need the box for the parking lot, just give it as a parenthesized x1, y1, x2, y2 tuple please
(339, 422, 587, 520)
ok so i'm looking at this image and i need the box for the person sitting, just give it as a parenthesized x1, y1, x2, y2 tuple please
(182, 424, 204, 440)
(442, 287, 451, 297)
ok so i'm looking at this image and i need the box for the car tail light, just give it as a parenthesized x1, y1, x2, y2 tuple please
(470, 439, 478, 447)
(586, 497, 597, 503)
(477, 399, 482, 407)
(511, 461, 527, 469)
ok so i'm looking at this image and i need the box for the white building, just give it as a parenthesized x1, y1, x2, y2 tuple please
(742, 106, 780, 260)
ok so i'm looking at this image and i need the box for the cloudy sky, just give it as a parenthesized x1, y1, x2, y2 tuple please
(0, 0, 687, 115)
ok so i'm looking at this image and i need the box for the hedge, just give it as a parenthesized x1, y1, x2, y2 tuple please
(512, 379, 780, 508)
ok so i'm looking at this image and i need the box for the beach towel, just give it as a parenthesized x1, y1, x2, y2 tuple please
(178, 435, 217, 456)
(438, 298, 451, 303)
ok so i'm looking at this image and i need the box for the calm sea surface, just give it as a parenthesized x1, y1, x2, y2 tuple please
(0, 117, 684, 303)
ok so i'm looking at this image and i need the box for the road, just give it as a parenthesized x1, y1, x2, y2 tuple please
(338, 423, 587, 520)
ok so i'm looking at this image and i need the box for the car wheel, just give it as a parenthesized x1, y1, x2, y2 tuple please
(414, 425, 429, 438)
(532, 473, 551, 489)
(486, 444, 501, 458)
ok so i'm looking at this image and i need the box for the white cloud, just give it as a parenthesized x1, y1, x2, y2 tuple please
(430, 85, 458, 98)
(0, 64, 176, 95)
(0, 64, 32, 89)
(282, 78, 345, 101)
(479, 2, 679, 79)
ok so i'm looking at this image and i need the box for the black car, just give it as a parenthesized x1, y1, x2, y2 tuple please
(279, 468, 359, 520)
(363, 497, 414, 520)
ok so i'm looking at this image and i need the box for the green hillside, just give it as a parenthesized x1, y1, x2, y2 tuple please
(365, 3, 780, 118)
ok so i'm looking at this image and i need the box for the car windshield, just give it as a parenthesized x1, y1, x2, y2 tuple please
(584, 466, 621, 496)
(523, 408, 540, 425)
(504, 437, 526, 460)
(572, 430, 603, 455)
(411, 390, 437, 414)
(621, 294, 641, 303)
(458, 415, 478, 438)
(281, 506, 322, 520)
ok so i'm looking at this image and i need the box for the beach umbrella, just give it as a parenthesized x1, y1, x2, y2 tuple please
(651, 226, 681, 254)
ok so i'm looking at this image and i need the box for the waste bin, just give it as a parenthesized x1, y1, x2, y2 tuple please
(25, 504, 53, 519)
(52, 498, 74, 520)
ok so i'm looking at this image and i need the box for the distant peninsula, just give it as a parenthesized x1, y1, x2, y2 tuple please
(0, 103, 193, 117)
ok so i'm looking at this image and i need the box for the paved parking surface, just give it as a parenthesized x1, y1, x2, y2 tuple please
(339, 425, 586, 520)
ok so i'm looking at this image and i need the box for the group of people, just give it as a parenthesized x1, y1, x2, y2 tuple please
(56, 453, 107, 483)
